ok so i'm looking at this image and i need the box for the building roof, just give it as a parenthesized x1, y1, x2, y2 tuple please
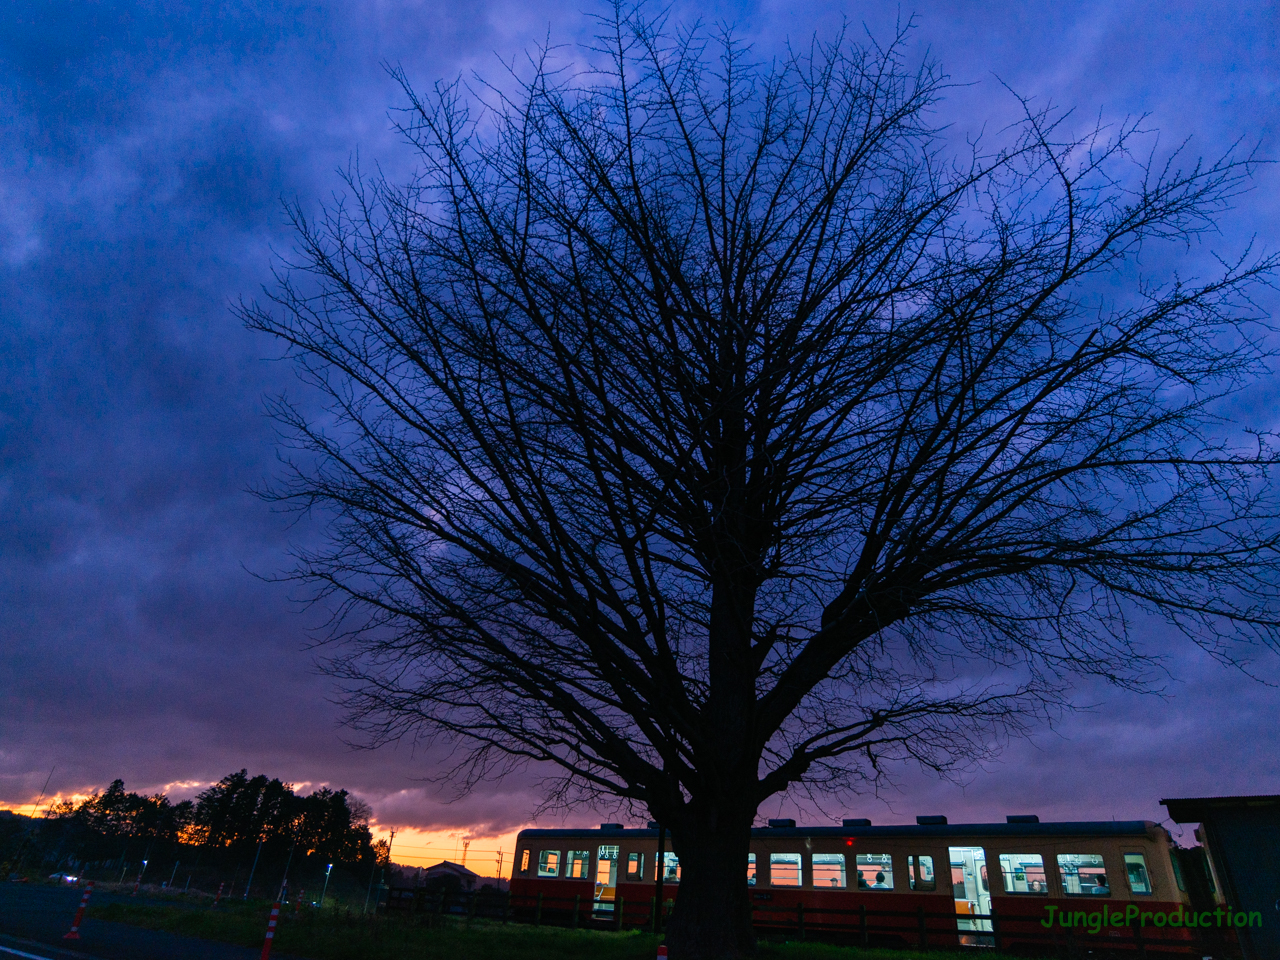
(423, 860, 480, 878)
(1161, 794, 1280, 823)
(517, 820, 1162, 841)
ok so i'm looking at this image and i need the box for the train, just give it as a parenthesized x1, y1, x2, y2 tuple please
(510, 815, 1238, 955)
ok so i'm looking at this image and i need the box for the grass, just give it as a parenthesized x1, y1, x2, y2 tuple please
(88, 899, 1026, 960)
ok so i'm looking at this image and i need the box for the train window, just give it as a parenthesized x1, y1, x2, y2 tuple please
(1170, 852, 1186, 892)
(538, 850, 561, 877)
(813, 853, 847, 888)
(520, 849, 531, 874)
(1056, 854, 1108, 896)
(596, 846, 619, 889)
(909, 855, 936, 891)
(998, 854, 1048, 895)
(855, 853, 894, 890)
(770, 853, 803, 887)
(1124, 853, 1153, 895)
(567, 850, 591, 879)
(658, 851, 680, 883)
(626, 852, 644, 881)
(747, 853, 756, 886)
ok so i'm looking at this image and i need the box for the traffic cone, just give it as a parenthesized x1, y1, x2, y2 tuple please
(64, 881, 94, 939)
(656, 946, 668, 959)
(260, 902, 281, 960)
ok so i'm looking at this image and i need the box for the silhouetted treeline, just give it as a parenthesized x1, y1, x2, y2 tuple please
(44, 779, 194, 851)
(7, 770, 384, 897)
(187, 770, 375, 864)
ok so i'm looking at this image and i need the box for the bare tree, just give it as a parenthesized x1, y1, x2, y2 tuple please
(245, 10, 1280, 957)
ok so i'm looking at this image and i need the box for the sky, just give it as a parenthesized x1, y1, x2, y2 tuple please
(2, 0, 1279, 871)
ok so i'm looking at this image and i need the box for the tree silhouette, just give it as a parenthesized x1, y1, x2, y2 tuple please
(246, 10, 1280, 957)
(41, 772, 376, 872)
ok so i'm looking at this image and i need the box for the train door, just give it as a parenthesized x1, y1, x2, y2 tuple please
(594, 845, 619, 915)
(948, 846, 993, 942)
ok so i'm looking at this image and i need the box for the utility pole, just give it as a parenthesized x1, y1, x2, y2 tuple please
(461, 837, 470, 868)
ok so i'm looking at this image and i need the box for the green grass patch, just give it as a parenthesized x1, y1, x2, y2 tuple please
(89, 900, 1019, 960)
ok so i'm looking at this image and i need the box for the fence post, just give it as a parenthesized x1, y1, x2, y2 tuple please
(535, 891, 543, 926)
(649, 895, 657, 933)
(1133, 918, 1147, 960)
(990, 906, 1000, 952)
(797, 902, 805, 940)
(918, 904, 927, 949)
(616, 896, 625, 931)
(860, 903, 868, 947)
(573, 893, 580, 929)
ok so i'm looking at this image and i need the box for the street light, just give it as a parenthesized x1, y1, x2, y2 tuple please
(318, 863, 333, 908)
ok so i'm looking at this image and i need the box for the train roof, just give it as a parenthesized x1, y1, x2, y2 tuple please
(516, 820, 1163, 841)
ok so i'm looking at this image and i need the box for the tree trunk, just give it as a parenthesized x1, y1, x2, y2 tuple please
(665, 804, 757, 960)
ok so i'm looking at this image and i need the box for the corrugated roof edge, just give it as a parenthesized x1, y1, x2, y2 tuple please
(1162, 794, 1280, 822)
(515, 820, 1160, 839)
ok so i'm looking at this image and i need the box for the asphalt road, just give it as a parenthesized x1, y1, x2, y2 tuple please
(0, 884, 278, 960)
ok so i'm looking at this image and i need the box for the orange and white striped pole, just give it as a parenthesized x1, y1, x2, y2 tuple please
(63, 881, 94, 939)
(294, 889, 305, 919)
(260, 901, 280, 960)
(213, 881, 225, 906)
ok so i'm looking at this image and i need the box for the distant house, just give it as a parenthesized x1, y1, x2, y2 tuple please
(423, 860, 481, 891)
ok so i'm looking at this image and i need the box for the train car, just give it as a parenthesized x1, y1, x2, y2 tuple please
(511, 817, 1213, 955)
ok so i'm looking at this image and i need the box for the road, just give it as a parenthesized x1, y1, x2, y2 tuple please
(0, 884, 279, 960)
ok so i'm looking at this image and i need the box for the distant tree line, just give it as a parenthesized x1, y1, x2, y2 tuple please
(6, 770, 385, 895)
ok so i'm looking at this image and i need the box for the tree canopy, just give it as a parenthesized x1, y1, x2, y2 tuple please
(247, 9, 1280, 957)
(43, 770, 376, 866)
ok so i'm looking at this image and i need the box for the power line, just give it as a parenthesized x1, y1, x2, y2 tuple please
(380, 842, 508, 854)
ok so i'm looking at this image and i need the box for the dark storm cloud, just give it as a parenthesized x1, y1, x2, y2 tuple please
(2, 0, 1278, 836)
(0, 0, 547, 820)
